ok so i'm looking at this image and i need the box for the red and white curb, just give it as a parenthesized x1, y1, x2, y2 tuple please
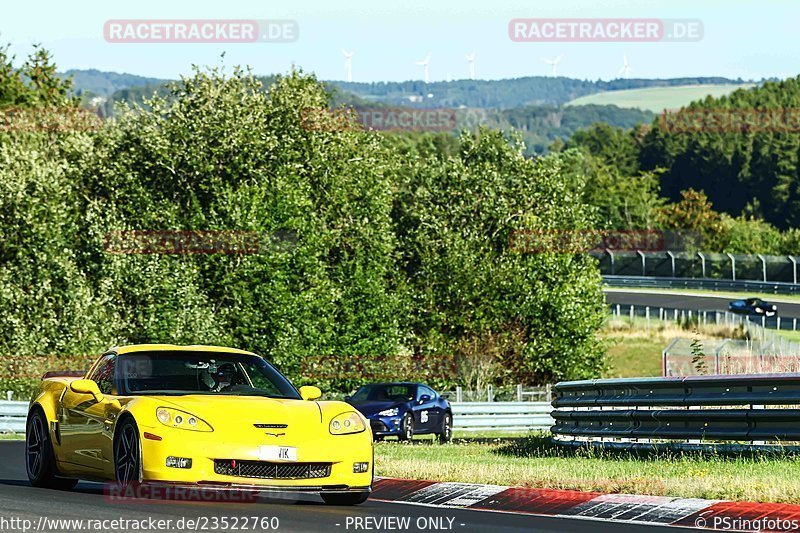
(371, 478, 800, 531)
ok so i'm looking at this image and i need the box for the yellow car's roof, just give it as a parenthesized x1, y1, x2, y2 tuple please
(113, 344, 258, 356)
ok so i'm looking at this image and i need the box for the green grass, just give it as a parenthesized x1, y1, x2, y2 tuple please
(375, 435, 800, 503)
(599, 314, 745, 378)
(566, 84, 754, 112)
(603, 337, 664, 378)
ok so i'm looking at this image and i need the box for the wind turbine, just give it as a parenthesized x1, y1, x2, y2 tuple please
(342, 50, 354, 82)
(618, 53, 633, 79)
(542, 55, 562, 77)
(415, 52, 432, 83)
(465, 53, 476, 80)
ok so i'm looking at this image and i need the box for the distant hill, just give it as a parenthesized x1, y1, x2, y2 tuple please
(566, 84, 758, 112)
(63, 68, 752, 109)
(329, 77, 751, 109)
(61, 69, 169, 98)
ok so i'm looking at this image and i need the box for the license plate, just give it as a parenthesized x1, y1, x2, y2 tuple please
(258, 445, 297, 462)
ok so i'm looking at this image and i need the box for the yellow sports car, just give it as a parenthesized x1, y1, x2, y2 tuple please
(26, 344, 373, 505)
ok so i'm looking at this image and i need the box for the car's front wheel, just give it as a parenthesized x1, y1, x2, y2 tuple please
(114, 418, 141, 488)
(26, 408, 78, 490)
(437, 412, 453, 443)
(397, 413, 414, 441)
(321, 491, 370, 505)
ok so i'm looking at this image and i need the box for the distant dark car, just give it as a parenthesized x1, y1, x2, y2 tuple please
(345, 382, 452, 442)
(729, 298, 777, 317)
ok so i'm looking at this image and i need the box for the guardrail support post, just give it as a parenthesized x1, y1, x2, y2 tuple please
(726, 252, 736, 281)
(546, 384, 552, 403)
(5, 391, 10, 401)
(456, 386, 462, 403)
(487, 384, 494, 402)
(516, 384, 523, 402)
(698, 252, 706, 278)
(666, 251, 675, 277)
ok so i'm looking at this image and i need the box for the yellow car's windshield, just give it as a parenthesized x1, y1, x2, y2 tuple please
(116, 351, 301, 399)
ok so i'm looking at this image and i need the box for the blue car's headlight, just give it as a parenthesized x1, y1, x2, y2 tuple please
(378, 407, 399, 417)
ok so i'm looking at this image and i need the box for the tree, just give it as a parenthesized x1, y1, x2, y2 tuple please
(392, 131, 607, 384)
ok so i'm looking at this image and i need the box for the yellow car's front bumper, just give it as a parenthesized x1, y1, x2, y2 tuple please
(139, 427, 373, 491)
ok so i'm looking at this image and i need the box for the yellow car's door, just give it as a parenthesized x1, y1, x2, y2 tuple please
(58, 354, 121, 477)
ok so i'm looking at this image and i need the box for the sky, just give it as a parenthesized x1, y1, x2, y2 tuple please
(2, 0, 799, 82)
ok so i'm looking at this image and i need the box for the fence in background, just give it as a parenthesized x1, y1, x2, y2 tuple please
(604, 275, 800, 295)
(0, 400, 553, 435)
(610, 302, 800, 334)
(444, 385, 552, 403)
(592, 250, 800, 284)
(550, 374, 800, 448)
(451, 402, 552, 432)
(0, 401, 26, 433)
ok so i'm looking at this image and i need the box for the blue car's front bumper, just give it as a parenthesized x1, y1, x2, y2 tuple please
(368, 415, 403, 436)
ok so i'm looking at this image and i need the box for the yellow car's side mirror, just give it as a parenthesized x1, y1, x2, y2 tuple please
(299, 386, 322, 401)
(70, 379, 105, 403)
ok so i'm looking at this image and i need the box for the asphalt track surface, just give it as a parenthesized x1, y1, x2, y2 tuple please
(0, 442, 695, 533)
(604, 288, 800, 319)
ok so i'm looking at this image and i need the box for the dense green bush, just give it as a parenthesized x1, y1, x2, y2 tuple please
(0, 52, 608, 389)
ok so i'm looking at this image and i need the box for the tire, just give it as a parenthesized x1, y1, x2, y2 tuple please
(397, 413, 414, 441)
(26, 409, 78, 490)
(437, 412, 453, 443)
(321, 491, 370, 505)
(114, 417, 141, 488)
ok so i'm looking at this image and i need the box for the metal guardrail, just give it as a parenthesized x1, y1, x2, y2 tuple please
(0, 400, 554, 435)
(451, 402, 553, 432)
(604, 275, 800, 295)
(0, 401, 27, 433)
(551, 375, 800, 445)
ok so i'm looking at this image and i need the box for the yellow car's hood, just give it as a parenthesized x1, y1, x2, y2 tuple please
(148, 394, 323, 434)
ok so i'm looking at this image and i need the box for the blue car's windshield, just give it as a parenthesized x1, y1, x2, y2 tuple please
(115, 351, 301, 399)
(351, 384, 415, 402)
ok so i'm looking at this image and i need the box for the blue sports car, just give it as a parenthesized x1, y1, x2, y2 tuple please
(729, 297, 777, 317)
(345, 382, 452, 442)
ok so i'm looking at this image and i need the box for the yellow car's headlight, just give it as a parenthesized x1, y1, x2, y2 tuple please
(156, 407, 213, 432)
(329, 411, 366, 435)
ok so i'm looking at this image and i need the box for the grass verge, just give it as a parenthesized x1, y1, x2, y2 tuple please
(599, 315, 746, 378)
(375, 434, 800, 503)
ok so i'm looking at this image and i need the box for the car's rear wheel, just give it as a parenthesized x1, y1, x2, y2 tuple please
(321, 491, 370, 505)
(437, 413, 453, 443)
(114, 418, 141, 488)
(397, 413, 414, 441)
(26, 409, 78, 490)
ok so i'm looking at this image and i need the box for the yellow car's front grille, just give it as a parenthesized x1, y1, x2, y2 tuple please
(213, 460, 331, 479)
